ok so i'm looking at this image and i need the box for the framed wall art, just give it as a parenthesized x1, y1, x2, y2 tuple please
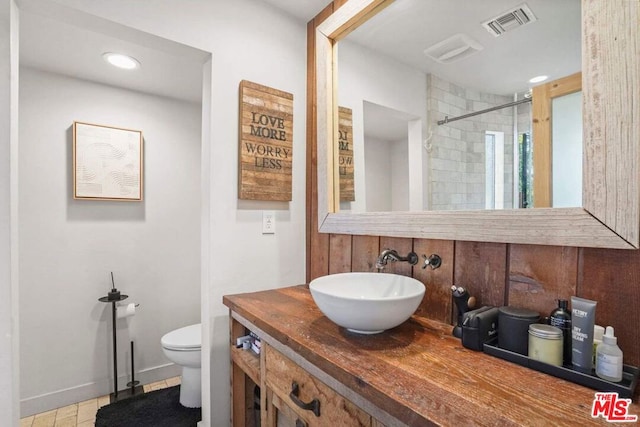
(73, 121, 143, 201)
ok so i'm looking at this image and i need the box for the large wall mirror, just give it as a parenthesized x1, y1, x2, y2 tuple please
(336, 1, 581, 213)
(314, 0, 639, 249)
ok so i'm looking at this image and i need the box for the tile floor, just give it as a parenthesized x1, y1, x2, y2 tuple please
(20, 376, 181, 427)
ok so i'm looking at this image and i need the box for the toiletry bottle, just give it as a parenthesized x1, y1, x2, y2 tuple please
(571, 297, 597, 373)
(549, 299, 571, 365)
(593, 325, 605, 366)
(596, 326, 623, 382)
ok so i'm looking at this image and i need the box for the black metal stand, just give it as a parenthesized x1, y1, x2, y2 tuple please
(126, 340, 141, 394)
(99, 287, 143, 403)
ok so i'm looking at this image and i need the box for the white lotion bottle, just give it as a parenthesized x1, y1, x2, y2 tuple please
(595, 326, 623, 382)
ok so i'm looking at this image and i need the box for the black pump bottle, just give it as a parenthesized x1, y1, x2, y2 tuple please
(550, 299, 572, 365)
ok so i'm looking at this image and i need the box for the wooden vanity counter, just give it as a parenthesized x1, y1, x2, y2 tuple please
(223, 285, 639, 426)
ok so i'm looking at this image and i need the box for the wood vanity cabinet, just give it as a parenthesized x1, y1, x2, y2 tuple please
(229, 316, 377, 427)
(225, 286, 640, 426)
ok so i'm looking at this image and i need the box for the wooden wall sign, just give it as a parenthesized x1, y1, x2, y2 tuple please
(338, 107, 354, 201)
(239, 80, 293, 201)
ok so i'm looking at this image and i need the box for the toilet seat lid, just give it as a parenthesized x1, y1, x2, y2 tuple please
(161, 323, 201, 350)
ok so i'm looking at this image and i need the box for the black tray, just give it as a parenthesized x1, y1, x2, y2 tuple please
(483, 340, 639, 398)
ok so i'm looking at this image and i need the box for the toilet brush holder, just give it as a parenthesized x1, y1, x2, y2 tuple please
(126, 341, 142, 394)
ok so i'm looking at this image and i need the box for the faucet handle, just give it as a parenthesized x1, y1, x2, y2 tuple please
(422, 254, 442, 269)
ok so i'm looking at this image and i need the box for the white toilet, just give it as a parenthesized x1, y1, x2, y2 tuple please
(161, 323, 202, 408)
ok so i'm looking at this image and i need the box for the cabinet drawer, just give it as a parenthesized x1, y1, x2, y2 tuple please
(264, 344, 370, 426)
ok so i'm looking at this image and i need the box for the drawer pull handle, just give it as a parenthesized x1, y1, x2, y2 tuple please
(289, 381, 321, 417)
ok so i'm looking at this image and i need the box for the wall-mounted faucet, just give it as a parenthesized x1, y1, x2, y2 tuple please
(375, 249, 418, 270)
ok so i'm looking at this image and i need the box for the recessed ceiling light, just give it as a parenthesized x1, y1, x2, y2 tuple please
(528, 75, 548, 84)
(102, 52, 140, 70)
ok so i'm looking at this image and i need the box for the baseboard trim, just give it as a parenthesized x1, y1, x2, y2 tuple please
(20, 363, 182, 417)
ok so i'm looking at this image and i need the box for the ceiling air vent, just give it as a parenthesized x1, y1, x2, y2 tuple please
(482, 3, 537, 37)
(423, 33, 483, 64)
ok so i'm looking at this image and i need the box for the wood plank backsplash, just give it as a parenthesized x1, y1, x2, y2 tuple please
(309, 235, 640, 368)
(306, 1, 640, 369)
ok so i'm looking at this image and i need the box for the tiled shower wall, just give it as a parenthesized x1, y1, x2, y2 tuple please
(427, 74, 514, 210)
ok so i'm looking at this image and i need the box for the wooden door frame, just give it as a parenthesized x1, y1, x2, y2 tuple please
(532, 72, 582, 207)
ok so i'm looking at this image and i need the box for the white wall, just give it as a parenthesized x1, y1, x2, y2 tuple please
(363, 136, 409, 212)
(39, 1, 308, 426)
(0, 1, 20, 425)
(364, 137, 391, 212)
(338, 40, 426, 213)
(18, 67, 201, 415)
(391, 139, 409, 211)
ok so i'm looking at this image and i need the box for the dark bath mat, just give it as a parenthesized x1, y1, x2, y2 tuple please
(95, 385, 201, 427)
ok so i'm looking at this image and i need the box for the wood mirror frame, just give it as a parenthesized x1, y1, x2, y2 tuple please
(311, 0, 639, 249)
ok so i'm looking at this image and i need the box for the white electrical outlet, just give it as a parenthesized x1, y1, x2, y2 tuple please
(262, 211, 275, 234)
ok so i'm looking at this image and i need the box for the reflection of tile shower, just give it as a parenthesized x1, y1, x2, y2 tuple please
(427, 74, 530, 210)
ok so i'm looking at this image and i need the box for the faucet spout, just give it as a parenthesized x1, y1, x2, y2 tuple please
(376, 249, 418, 270)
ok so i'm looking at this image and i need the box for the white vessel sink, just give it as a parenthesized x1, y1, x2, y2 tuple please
(309, 272, 425, 334)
